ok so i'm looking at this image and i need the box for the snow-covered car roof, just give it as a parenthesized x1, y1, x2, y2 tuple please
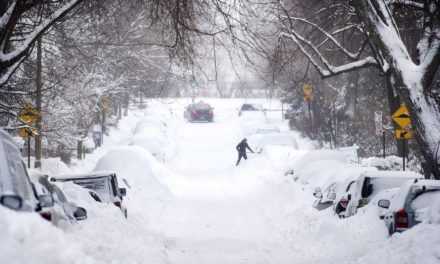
(239, 103, 264, 111)
(248, 133, 298, 149)
(361, 170, 423, 179)
(52, 171, 117, 181)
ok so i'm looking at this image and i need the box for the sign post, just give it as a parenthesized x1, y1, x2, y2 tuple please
(391, 104, 412, 171)
(302, 84, 314, 137)
(19, 128, 38, 168)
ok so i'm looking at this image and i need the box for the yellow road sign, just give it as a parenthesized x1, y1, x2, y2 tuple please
(303, 84, 313, 96)
(19, 128, 38, 138)
(303, 95, 314, 102)
(18, 104, 41, 125)
(395, 129, 412, 139)
(392, 104, 411, 128)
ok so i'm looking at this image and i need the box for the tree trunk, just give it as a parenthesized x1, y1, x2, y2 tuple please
(384, 71, 405, 157)
(354, 0, 440, 178)
(344, 70, 360, 119)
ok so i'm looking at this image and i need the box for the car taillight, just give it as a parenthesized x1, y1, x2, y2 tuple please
(114, 201, 121, 208)
(39, 211, 52, 221)
(340, 198, 349, 208)
(208, 109, 213, 115)
(191, 109, 197, 115)
(395, 209, 408, 231)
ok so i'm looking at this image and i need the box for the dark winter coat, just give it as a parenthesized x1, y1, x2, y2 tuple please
(236, 140, 253, 153)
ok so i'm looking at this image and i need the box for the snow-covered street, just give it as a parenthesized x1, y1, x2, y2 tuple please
(1, 98, 440, 264)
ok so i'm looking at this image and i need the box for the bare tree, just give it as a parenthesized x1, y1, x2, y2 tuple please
(275, 0, 440, 177)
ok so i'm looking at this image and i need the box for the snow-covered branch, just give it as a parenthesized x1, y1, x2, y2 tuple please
(385, 0, 424, 9)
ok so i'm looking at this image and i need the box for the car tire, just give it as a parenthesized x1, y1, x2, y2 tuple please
(125, 209, 128, 219)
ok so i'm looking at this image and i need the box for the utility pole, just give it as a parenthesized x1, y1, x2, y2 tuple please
(34, 37, 43, 168)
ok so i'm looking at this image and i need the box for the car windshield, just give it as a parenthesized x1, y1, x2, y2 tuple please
(241, 104, 262, 111)
(411, 189, 440, 210)
(369, 177, 412, 198)
(193, 104, 210, 110)
(72, 177, 114, 202)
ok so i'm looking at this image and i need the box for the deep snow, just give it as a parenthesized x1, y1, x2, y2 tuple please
(1, 98, 439, 264)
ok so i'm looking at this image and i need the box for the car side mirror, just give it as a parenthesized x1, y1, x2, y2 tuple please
(347, 194, 352, 201)
(327, 192, 336, 200)
(74, 207, 87, 221)
(0, 195, 22, 210)
(377, 199, 390, 209)
(38, 194, 54, 207)
(119, 188, 127, 197)
(314, 192, 323, 199)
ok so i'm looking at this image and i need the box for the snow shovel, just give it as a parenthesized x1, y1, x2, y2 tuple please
(247, 148, 263, 154)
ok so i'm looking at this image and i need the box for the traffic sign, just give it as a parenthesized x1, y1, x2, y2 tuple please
(392, 104, 411, 128)
(19, 128, 38, 138)
(303, 95, 314, 102)
(102, 96, 111, 113)
(303, 84, 313, 96)
(18, 104, 41, 125)
(374, 111, 383, 136)
(395, 129, 412, 139)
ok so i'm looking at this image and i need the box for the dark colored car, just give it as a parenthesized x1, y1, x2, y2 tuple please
(51, 171, 127, 218)
(184, 102, 214, 122)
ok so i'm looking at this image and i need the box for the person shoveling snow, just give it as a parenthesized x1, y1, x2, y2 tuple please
(236, 138, 257, 166)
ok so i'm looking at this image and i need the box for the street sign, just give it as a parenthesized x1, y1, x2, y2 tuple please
(392, 104, 411, 128)
(18, 104, 41, 125)
(395, 129, 412, 139)
(374, 111, 383, 136)
(303, 84, 313, 96)
(102, 96, 110, 113)
(19, 127, 38, 138)
(303, 95, 314, 102)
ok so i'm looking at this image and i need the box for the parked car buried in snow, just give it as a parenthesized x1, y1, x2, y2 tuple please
(29, 171, 87, 227)
(184, 101, 214, 122)
(379, 179, 440, 235)
(0, 128, 39, 212)
(341, 171, 423, 218)
(51, 171, 127, 218)
(238, 103, 266, 117)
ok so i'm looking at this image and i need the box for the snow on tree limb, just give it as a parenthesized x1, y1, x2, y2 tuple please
(281, 16, 365, 59)
(0, 0, 83, 82)
(385, 0, 424, 9)
(279, 29, 377, 78)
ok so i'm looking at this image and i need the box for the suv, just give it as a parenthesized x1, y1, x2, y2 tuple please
(379, 179, 440, 235)
(51, 171, 127, 218)
(0, 129, 39, 212)
(343, 171, 423, 218)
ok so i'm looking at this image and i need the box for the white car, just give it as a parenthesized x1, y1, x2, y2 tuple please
(238, 103, 266, 117)
(313, 167, 377, 211)
(343, 171, 423, 218)
(248, 133, 298, 151)
(380, 179, 440, 235)
(0, 129, 39, 212)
